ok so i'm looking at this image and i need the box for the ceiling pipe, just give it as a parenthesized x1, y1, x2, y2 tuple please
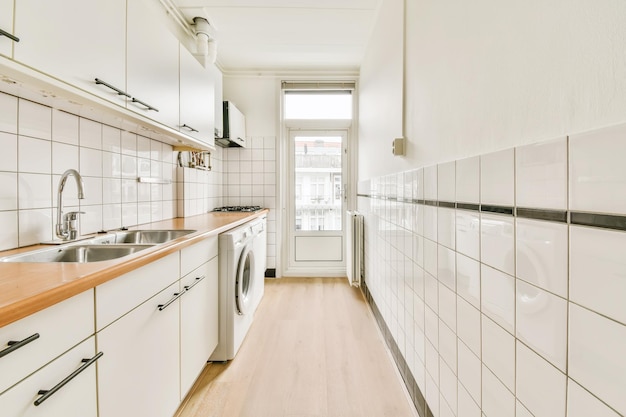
(193, 17, 217, 64)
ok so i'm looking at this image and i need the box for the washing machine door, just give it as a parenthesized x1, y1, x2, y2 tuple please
(235, 243, 255, 315)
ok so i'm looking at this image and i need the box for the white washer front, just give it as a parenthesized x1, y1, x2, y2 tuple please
(210, 218, 261, 361)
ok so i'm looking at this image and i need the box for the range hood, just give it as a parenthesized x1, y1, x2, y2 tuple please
(216, 101, 247, 148)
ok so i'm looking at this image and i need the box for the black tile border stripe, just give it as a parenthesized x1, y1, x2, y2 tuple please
(358, 193, 626, 233)
(517, 207, 568, 223)
(361, 281, 431, 417)
(570, 211, 626, 231)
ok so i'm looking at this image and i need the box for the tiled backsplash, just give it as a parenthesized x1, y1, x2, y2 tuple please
(176, 148, 224, 216)
(222, 137, 277, 270)
(0, 91, 178, 249)
(357, 126, 626, 417)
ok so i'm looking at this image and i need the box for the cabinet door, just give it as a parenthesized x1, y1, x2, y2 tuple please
(127, 0, 179, 128)
(180, 257, 218, 397)
(179, 46, 214, 147)
(96, 281, 180, 417)
(13, 0, 127, 107)
(0, 0, 15, 57)
(0, 337, 99, 417)
(210, 63, 224, 138)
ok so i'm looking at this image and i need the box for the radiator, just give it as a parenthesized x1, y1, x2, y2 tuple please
(346, 211, 364, 287)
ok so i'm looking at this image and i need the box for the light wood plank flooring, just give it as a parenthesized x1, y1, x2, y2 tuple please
(175, 277, 418, 417)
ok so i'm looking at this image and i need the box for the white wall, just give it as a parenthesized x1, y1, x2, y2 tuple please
(361, 0, 626, 180)
(223, 76, 279, 137)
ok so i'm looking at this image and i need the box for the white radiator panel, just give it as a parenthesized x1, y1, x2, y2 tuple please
(346, 211, 364, 287)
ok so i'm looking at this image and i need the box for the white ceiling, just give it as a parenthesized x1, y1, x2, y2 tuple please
(172, 0, 383, 73)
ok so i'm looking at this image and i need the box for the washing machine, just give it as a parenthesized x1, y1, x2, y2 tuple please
(210, 215, 266, 361)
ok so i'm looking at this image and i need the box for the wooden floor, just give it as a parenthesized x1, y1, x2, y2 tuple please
(175, 277, 418, 417)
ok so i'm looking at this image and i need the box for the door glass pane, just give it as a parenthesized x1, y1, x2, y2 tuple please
(294, 135, 342, 231)
(284, 93, 352, 119)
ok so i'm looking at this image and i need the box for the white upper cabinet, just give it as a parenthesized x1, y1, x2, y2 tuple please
(127, 0, 180, 129)
(179, 46, 214, 147)
(0, 0, 15, 57)
(13, 0, 127, 107)
(211, 63, 223, 139)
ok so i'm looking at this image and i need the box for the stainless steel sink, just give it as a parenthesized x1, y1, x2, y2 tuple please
(111, 229, 196, 244)
(0, 244, 153, 263)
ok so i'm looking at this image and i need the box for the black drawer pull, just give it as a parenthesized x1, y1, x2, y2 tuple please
(131, 97, 159, 112)
(34, 351, 103, 406)
(94, 78, 130, 98)
(0, 28, 19, 43)
(181, 124, 199, 133)
(184, 275, 205, 292)
(158, 292, 184, 311)
(0, 333, 40, 358)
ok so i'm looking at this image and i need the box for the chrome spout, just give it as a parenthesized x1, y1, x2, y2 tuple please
(56, 169, 86, 240)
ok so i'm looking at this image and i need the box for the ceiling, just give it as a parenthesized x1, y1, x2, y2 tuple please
(172, 0, 383, 73)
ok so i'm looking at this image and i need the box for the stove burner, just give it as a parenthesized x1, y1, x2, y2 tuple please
(213, 206, 262, 212)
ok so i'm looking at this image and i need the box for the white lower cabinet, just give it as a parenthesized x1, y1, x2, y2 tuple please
(180, 256, 218, 397)
(97, 280, 181, 417)
(0, 336, 99, 417)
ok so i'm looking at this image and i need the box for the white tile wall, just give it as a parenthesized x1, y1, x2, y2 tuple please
(358, 124, 626, 417)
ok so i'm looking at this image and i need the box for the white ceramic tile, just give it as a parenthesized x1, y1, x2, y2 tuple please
(516, 280, 567, 371)
(516, 137, 567, 210)
(425, 272, 439, 312)
(80, 205, 102, 234)
(480, 213, 515, 275)
(570, 226, 626, 324)
(137, 182, 151, 203)
(440, 394, 455, 417)
(0, 132, 17, 172)
(457, 296, 481, 357)
(413, 285, 425, 329)
(456, 156, 479, 204)
(439, 357, 457, 412)
(482, 365, 515, 417)
(437, 245, 456, 291)
(137, 158, 151, 177)
(424, 238, 437, 278)
(438, 283, 456, 332)
(482, 315, 515, 391)
(52, 110, 78, 145)
(480, 148, 514, 206)
(516, 218, 568, 298)
(481, 265, 515, 333)
(570, 123, 626, 214)
(414, 205, 425, 237)
(425, 338, 439, 384)
(413, 168, 424, 200)
(78, 118, 101, 149)
(18, 173, 51, 209)
(51, 142, 79, 176)
(439, 319, 457, 370)
(458, 383, 481, 417)
(151, 201, 163, 222)
(424, 165, 437, 201)
(102, 203, 122, 230)
(102, 125, 121, 152)
(0, 211, 18, 250)
(18, 99, 51, 140)
(437, 207, 455, 249)
(457, 254, 480, 308)
(121, 131, 137, 156)
(516, 401, 534, 417)
(424, 205, 438, 242)
(456, 210, 479, 260)
(425, 372, 440, 417)
(18, 136, 51, 174)
(438, 161, 455, 202)
(569, 303, 626, 415)
(80, 177, 102, 206)
(458, 339, 481, 405)
(150, 139, 162, 161)
(136, 136, 151, 159)
(18, 208, 52, 246)
(567, 379, 620, 417)
(516, 341, 566, 417)
(425, 305, 439, 350)
(0, 92, 17, 134)
(103, 178, 122, 204)
(79, 147, 103, 178)
(161, 143, 173, 163)
(0, 172, 17, 210)
(121, 155, 137, 179)
(121, 203, 138, 228)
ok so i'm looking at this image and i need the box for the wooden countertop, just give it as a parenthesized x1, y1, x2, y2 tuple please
(0, 210, 269, 328)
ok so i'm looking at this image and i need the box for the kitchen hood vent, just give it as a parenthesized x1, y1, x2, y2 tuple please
(216, 101, 247, 148)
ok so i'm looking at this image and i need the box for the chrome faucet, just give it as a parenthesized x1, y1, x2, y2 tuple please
(56, 169, 86, 240)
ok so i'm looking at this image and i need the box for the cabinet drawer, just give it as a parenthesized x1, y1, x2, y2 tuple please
(0, 336, 98, 417)
(96, 252, 179, 331)
(180, 237, 218, 277)
(0, 290, 94, 395)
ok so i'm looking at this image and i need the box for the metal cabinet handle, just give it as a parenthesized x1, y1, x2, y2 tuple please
(0, 28, 19, 42)
(131, 97, 159, 112)
(34, 352, 103, 406)
(181, 124, 199, 133)
(158, 292, 184, 311)
(0, 333, 40, 358)
(94, 78, 131, 98)
(183, 275, 205, 292)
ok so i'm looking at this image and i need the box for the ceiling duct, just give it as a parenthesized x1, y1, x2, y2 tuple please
(193, 17, 217, 64)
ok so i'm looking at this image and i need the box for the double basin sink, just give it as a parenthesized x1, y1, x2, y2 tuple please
(0, 230, 196, 263)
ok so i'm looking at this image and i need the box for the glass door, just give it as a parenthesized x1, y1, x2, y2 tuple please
(287, 130, 347, 272)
